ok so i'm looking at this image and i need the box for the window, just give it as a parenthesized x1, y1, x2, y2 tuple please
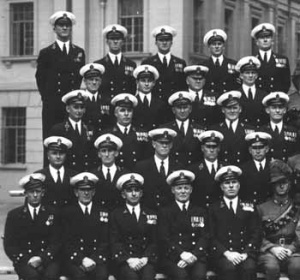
(193, 0, 204, 54)
(119, 0, 143, 52)
(2, 108, 26, 164)
(10, 2, 34, 56)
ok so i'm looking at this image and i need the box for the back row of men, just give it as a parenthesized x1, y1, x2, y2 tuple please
(35, 11, 293, 143)
(4, 160, 300, 280)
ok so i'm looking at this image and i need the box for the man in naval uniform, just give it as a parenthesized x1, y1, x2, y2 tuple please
(4, 173, 61, 280)
(36, 11, 85, 140)
(251, 23, 290, 93)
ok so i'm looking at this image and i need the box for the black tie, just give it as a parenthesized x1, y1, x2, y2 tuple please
(229, 201, 235, 215)
(259, 163, 263, 172)
(63, 43, 67, 55)
(248, 88, 253, 100)
(85, 206, 89, 216)
(180, 122, 185, 136)
(33, 208, 37, 221)
(263, 52, 268, 63)
(143, 96, 149, 107)
(160, 161, 166, 177)
(274, 125, 280, 135)
(215, 58, 220, 67)
(92, 95, 96, 102)
(211, 164, 216, 178)
(106, 168, 111, 182)
(163, 56, 167, 68)
(114, 56, 118, 67)
(57, 170, 62, 184)
(124, 127, 128, 135)
(229, 121, 234, 133)
(75, 123, 80, 136)
(195, 92, 200, 102)
(132, 207, 138, 221)
(182, 203, 188, 214)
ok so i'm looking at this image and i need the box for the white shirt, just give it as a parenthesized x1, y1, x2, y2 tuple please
(28, 204, 41, 219)
(158, 52, 171, 66)
(176, 200, 190, 211)
(154, 155, 169, 175)
(108, 52, 122, 65)
(242, 85, 256, 99)
(212, 55, 224, 65)
(270, 121, 283, 133)
(85, 90, 99, 102)
(102, 164, 117, 181)
(126, 203, 141, 220)
(225, 118, 239, 132)
(223, 196, 238, 214)
(68, 118, 82, 135)
(49, 165, 65, 183)
(138, 92, 152, 105)
(79, 201, 92, 215)
(259, 49, 272, 62)
(204, 159, 218, 174)
(56, 40, 70, 54)
(117, 123, 131, 134)
(254, 159, 266, 171)
(189, 89, 203, 101)
(176, 119, 189, 135)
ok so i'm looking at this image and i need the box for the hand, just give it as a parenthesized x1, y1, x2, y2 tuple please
(28, 256, 42, 268)
(284, 248, 293, 257)
(223, 251, 243, 265)
(180, 251, 197, 265)
(139, 257, 148, 267)
(82, 257, 96, 272)
(240, 253, 248, 261)
(270, 247, 288, 261)
(177, 260, 188, 268)
(127, 258, 143, 271)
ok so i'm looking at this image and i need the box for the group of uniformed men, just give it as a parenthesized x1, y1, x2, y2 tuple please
(4, 10, 300, 280)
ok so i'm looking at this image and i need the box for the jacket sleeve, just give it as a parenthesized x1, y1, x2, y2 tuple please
(35, 48, 49, 100)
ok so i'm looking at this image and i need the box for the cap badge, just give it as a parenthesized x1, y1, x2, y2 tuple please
(161, 28, 166, 34)
(275, 94, 280, 100)
(63, 13, 67, 18)
(106, 136, 111, 142)
(89, 65, 94, 70)
(196, 67, 201, 73)
(124, 96, 129, 102)
(249, 59, 253, 65)
(211, 132, 216, 138)
(163, 131, 169, 138)
(227, 167, 232, 174)
(228, 94, 233, 100)
(179, 172, 185, 178)
(130, 175, 135, 180)
(29, 176, 34, 183)
(255, 135, 260, 142)
(179, 93, 183, 99)
(213, 31, 217, 37)
(83, 176, 89, 183)
(57, 138, 62, 145)
(145, 66, 149, 72)
(112, 26, 117, 32)
(77, 92, 82, 98)
(262, 25, 266, 31)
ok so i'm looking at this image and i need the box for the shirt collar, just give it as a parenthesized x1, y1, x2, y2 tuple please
(78, 201, 92, 214)
(223, 196, 238, 213)
(175, 200, 190, 211)
(204, 159, 218, 171)
(126, 203, 141, 213)
(102, 164, 117, 173)
(68, 118, 82, 130)
(85, 90, 98, 101)
(158, 52, 171, 64)
(242, 84, 256, 96)
(49, 165, 65, 181)
(226, 118, 239, 130)
(108, 52, 122, 64)
(253, 159, 266, 169)
(270, 121, 283, 131)
(138, 92, 152, 104)
(212, 55, 224, 64)
(117, 123, 131, 133)
(189, 88, 203, 100)
(56, 40, 70, 52)
(259, 49, 272, 61)
(28, 203, 41, 217)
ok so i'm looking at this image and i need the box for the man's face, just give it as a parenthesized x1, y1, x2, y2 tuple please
(222, 104, 242, 121)
(249, 143, 269, 162)
(209, 41, 225, 57)
(201, 142, 220, 162)
(114, 106, 133, 126)
(75, 187, 95, 205)
(137, 77, 156, 94)
(106, 38, 123, 54)
(122, 187, 143, 206)
(256, 35, 273, 51)
(172, 184, 193, 203)
(273, 179, 290, 197)
(98, 147, 118, 167)
(25, 187, 45, 207)
(265, 105, 286, 123)
(85, 77, 102, 93)
(152, 140, 173, 159)
(186, 75, 206, 92)
(172, 104, 192, 121)
(220, 179, 240, 199)
(66, 103, 86, 122)
(47, 150, 66, 169)
(155, 38, 173, 54)
(240, 70, 258, 87)
(54, 22, 72, 41)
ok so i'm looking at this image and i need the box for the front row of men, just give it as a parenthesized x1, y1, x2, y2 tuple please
(4, 159, 300, 280)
